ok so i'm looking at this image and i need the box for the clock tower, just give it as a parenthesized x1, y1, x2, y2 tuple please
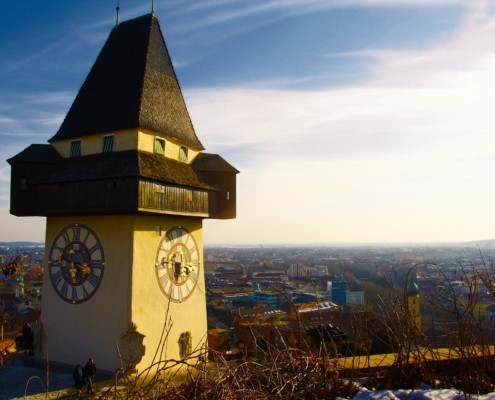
(7, 13, 238, 372)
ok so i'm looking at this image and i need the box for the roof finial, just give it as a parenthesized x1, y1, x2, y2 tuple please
(151, 0, 155, 15)
(115, 0, 120, 28)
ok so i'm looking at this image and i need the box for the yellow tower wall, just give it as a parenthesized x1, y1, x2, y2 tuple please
(129, 215, 207, 372)
(42, 214, 207, 373)
(50, 129, 200, 163)
(42, 215, 134, 371)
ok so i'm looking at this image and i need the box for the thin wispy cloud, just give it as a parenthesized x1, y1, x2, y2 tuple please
(162, 0, 466, 33)
(0, 92, 72, 137)
(164, 0, 464, 91)
(0, 40, 64, 76)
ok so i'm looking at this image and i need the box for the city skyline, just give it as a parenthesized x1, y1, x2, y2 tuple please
(1, 1, 495, 245)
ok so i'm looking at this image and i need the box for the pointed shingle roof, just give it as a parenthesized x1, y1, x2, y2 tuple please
(49, 14, 204, 150)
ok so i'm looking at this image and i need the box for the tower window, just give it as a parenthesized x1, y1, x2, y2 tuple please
(102, 135, 114, 153)
(70, 140, 81, 157)
(179, 146, 188, 162)
(154, 137, 165, 155)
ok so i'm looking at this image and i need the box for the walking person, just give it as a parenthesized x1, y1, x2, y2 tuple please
(21, 322, 34, 356)
(83, 358, 96, 396)
(72, 364, 84, 396)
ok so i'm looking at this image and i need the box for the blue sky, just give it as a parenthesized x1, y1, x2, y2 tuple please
(1, 0, 494, 245)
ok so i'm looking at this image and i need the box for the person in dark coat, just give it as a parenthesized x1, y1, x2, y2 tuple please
(72, 364, 84, 396)
(82, 358, 96, 395)
(21, 322, 34, 355)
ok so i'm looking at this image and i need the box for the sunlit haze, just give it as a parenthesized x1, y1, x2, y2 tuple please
(1, 1, 494, 245)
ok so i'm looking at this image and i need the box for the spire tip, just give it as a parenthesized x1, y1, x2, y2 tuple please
(115, 0, 120, 28)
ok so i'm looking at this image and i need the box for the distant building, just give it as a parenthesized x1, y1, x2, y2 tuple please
(325, 280, 364, 307)
(287, 264, 308, 279)
(346, 286, 365, 306)
(307, 265, 329, 277)
(252, 291, 281, 308)
(232, 307, 288, 355)
(328, 281, 347, 305)
(295, 301, 338, 325)
(222, 292, 253, 309)
(254, 271, 288, 283)
(214, 266, 246, 280)
(232, 304, 346, 357)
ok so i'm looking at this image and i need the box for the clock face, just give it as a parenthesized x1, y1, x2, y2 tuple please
(155, 226, 200, 302)
(47, 223, 105, 304)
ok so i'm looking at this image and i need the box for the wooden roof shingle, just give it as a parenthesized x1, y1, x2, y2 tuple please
(18, 146, 212, 190)
(192, 153, 240, 174)
(7, 144, 61, 164)
(49, 14, 204, 150)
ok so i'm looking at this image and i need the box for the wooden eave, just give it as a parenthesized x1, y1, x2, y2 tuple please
(16, 147, 213, 190)
(192, 152, 240, 174)
(7, 144, 61, 165)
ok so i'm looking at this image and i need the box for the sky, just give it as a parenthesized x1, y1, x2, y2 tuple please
(1, 0, 495, 245)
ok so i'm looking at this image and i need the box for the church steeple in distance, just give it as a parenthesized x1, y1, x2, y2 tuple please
(407, 276, 422, 332)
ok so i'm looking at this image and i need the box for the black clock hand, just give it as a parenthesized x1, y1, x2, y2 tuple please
(59, 251, 91, 277)
(58, 249, 77, 264)
(58, 252, 68, 263)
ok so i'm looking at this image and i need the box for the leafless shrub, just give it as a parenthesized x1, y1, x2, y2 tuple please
(17, 253, 495, 398)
